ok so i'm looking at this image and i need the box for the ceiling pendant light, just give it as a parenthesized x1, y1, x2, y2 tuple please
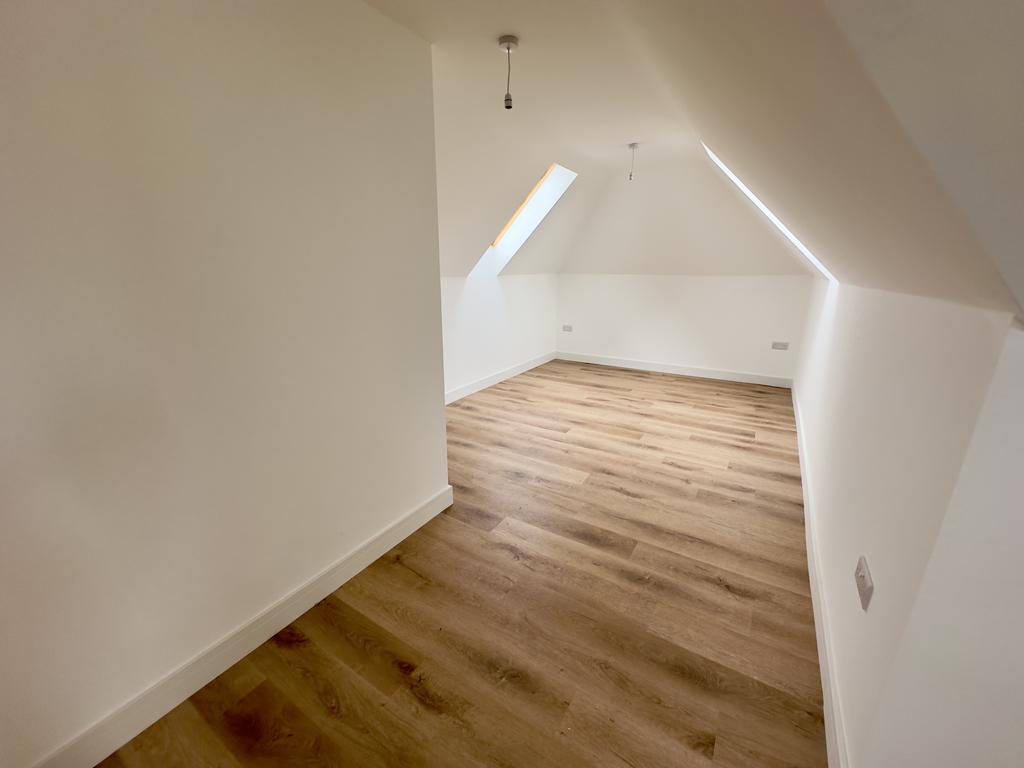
(628, 142, 639, 181)
(498, 35, 519, 110)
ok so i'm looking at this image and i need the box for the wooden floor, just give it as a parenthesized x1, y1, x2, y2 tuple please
(100, 361, 827, 767)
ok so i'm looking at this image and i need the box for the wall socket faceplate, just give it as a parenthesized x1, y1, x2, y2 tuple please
(562, 324, 573, 332)
(771, 341, 790, 350)
(855, 555, 874, 611)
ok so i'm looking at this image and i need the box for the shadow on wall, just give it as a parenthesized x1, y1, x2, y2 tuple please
(440, 257, 559, 402)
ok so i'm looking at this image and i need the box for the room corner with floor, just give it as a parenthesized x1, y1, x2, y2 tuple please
(2, 2, 1022, 768)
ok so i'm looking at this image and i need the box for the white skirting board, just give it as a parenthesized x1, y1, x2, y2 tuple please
(34, 485, 454, 768)
(444, 352, 557, 404)
(792, 391, 850, 768)
(555, 352, 793, 389)
(443, 352, 792, 405)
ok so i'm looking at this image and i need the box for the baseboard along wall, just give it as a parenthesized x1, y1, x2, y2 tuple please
(792, 391, 850, 768)
(555, 352, 793, 389)
(34, 485, 454, 768)
(445, 351, 792, 405)
(444, 352, 558, 404)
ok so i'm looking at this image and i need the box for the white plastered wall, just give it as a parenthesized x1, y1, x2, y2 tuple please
(862, 324, 1024, 767)
(0, 2, 449, 765)
(793, 282, 1012, 765)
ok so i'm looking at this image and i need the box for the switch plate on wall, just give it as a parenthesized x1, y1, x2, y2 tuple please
(855, 555, 874, 610)
(771, 341, 790, 350)
(562, 324, 573, 332)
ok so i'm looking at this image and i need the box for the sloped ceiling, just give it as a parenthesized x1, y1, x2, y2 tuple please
(557, 144, 811, 275)
(367, 0, 1019, 313)
(825, 0, 1024, 314)
(367, 0, 810, 278)
(612, 0, 1017, 312)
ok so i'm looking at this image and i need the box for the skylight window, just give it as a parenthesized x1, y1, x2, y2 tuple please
(702, 142, 837, 283)
(490, 163, 577, 272)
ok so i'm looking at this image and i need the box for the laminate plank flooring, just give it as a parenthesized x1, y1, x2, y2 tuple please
(99, 361, 827, 767)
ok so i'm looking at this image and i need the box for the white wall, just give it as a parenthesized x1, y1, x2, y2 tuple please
(441, 258, 558, 401)
(440, 270, 808, 399)
(862, 324, 1024, 767)
(0, 2, 449, 767)
(827, 0, 1024, 312)
(558, 274, 816, 386)
(793, 282, 1012, 766)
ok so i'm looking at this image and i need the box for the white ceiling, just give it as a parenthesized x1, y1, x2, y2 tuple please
(826, 0, 1024, 314)
(367, 0, 1020, 313)
(367, 0, 810, 278)
(615, 0, 1017, 312)
(555, 145, 812, 275)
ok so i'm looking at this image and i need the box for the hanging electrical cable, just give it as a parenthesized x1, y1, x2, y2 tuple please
(498, 35, 518, 110)
(628, 142, 639, 181)
(505, 47, 512, 109)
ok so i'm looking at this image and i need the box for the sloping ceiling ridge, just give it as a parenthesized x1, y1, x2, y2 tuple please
(613, 0, 1017, 312)
(825, 0, 1024, 315)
